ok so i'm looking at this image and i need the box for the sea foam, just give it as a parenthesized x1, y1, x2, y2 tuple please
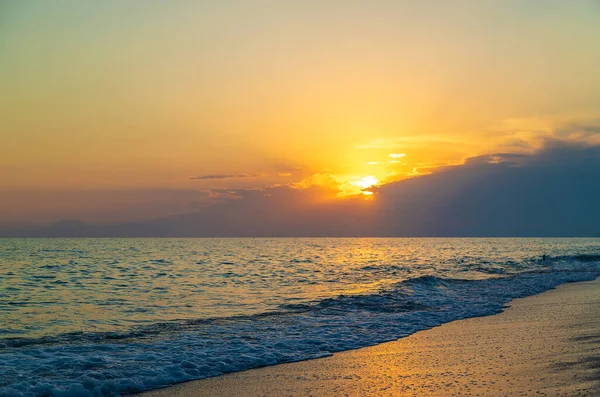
(2, 253, 599, 396)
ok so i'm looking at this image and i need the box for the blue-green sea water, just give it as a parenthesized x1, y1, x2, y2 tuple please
(1, 238, 599, 396)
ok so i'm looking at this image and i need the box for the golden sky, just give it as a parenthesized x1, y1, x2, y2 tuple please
(1, 1, 600, 224)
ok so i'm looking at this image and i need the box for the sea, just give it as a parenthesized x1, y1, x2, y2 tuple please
(1, 238, 600, 396)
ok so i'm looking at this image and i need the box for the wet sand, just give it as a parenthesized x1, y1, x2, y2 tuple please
(142, 278, 600, 396)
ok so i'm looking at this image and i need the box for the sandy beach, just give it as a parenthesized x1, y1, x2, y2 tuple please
(141, 278, 600, 396)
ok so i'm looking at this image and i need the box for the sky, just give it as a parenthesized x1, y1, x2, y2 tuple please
(1, 1, 600, 235)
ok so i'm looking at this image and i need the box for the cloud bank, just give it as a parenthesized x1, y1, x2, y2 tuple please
(3, 140, 600, 237)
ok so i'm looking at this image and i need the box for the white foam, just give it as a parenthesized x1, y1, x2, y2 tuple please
(2, 266, 599, 396)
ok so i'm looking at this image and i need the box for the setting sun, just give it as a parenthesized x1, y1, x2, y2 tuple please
(346, 176, 380, 196)
(350, 176, 380, 189)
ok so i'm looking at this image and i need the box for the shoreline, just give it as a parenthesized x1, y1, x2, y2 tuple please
(141, 278, 600, 396)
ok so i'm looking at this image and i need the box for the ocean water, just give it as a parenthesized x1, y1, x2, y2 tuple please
(1, 238, 600, 396)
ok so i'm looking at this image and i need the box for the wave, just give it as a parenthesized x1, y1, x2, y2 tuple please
(2, 255, 599, 396)
(0, 275, 473, 349)
(553, 254, 600, 263)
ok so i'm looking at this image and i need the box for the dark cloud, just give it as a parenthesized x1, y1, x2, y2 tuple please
(3, 140, 600, 237)
(374, 140, 600, 237)
(190, 173, 261, 180)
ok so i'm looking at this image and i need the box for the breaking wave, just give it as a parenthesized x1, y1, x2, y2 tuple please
(2, 248, 599, 396)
